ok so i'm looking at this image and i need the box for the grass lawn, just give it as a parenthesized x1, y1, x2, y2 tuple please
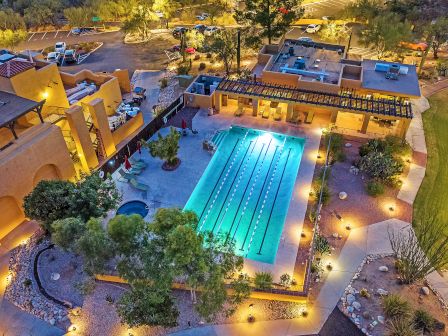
(413, 89, 448, 227)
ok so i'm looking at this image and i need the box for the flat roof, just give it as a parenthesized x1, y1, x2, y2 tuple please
(0, 91, 44, 128)
(361, 59, 421, 97)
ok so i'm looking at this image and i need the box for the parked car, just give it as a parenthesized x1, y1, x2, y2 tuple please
(71, 27, 95, 35)
(193, 24, 207, 34)
(71, 27, 81, 35)
(400, 41, 428, 51)
(196, 12, 209, 21)
(305, 24, 321, 33)
(63, 49, 77, 63)
(172, 26, 188, 38)
(297, 36, 313, 43)
(204, 26, 220, 36)
(46, 52, 61, 65)
(54, 42, 66, 53)
(322, 16, 335, 21)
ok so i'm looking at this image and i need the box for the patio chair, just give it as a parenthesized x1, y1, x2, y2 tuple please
(262, 108, 270, 119)
(129, 157, 147, 169)
(130, 178, 149, 191)
(117, 168, 136, 182)
(235, 106, 243, 117)
(125, 166, 143, 175)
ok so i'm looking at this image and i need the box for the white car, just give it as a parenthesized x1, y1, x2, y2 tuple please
(204, 26, 220, 36)
(305, 24, 321, 33)
(196, 12, 209, 21)
(54, 42, 66, 53)
(46, 52, 61, 65)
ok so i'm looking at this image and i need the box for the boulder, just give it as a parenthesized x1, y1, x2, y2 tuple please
(345, 143, 352, 148)
(352, 301, 362, 311)
(377, 316, 385, 324)
(378, 266, 389, 272)
(421, 286, 430, 295)
(347, 306, 354, 313)
(362, 311, 371, 319)
(376, 288, 389, 296)
(338, 192, 347, 200)
(346, 293, 356, 305)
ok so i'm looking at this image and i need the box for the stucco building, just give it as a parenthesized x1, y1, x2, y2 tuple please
(0, 54, 144, 238)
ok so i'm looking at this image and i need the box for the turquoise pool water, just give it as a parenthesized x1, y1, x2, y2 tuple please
(184, 126, 305, 264)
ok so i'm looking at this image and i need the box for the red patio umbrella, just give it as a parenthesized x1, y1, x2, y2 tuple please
(124, 155, 132, 170)
(181, 118, 187, 130)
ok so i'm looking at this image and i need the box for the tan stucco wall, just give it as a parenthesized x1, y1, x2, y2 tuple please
(184, 92, 213, 109)
(0, 123, 76, 239)
(112, 112, 144, 145)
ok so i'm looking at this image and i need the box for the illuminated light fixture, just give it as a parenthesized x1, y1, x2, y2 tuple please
(69, 325, 77, 332)
(389, 205, 395, 212)
(42, 91, 49, 99)
(345, 223, 351, 230)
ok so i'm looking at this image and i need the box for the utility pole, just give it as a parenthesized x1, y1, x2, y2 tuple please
(237, 30, 241, 74)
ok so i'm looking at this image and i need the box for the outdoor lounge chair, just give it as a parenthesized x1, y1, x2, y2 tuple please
(129, 157, 147, 169)
(235, 106, 243, 117)
(130, 178, 149, 191)
(117, 168, 136, 182)
(262, 108, 270, 119)
(273, 107, 282, 121)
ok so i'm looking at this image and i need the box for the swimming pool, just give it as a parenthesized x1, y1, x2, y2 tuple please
(184, 126, 305, 264)
(117, 200, 149, 218)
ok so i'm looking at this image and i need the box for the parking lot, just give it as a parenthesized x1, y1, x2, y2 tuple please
(26, 29, 104, 43)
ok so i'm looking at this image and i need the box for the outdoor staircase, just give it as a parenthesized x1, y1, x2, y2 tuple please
(211, 130, 227, 149)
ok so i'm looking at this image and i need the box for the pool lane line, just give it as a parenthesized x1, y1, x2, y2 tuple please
(256, 148, 292, 255)
(240, 138, 287, 252)
(224, 141, 269, 244)
(228, 139, 274, 244)
(197, 138, 240, 221)
(211, 137, 260, 234)
(199, 130, 250, 231)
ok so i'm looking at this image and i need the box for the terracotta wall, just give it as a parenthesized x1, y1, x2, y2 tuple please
(0, 123, 76, 239)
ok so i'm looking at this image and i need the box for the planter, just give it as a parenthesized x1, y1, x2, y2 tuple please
(162, 158, 181, 171)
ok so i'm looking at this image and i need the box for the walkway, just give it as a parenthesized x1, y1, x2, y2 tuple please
(0, 221, 64, 336)
(170, 219, 411, 336)
(421, 78, 448, 97)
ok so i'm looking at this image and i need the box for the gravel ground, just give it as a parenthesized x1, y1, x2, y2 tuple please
(38, 247, 88, 307)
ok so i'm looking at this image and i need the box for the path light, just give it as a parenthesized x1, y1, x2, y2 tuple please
(345, 222, 351, 230)
(42, 91, 49, 99)
(248, 303, 255, 323)
(69, 324, 77, 332)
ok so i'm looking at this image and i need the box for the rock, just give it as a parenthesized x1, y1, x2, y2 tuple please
(421, 286, 430, 295)
(50, 273, 60, 281)
(362, 311, 371, 319)
(49, 318, 55, 325)
(377, 316, 385, 324)
(352, 301, 362, 311)
(378, 266, 389, 272)
(346, 294, 356, 305)
(347, 306, 354, 313)
(332, 232, 338, 238)
(345, 143, 352, 148)
(362, 328, 367, 333)
(377, 288, 388, 296)
(338, 191, 347, 200)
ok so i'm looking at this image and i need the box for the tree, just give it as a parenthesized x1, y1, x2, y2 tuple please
(359, 13, 412, 59)
(0, 9, 26, 30)
(319, 22, 351, 44)
(51, 217, 86, 251)
(343, 0, 382, 22)
(185, 29, 205, 50)
(358, 151, 403, 184)
(235, 0, 303, 44)
(205, 0, 230, 25)
(389, 219, 448, 284)
(149, 208, 198, 237)
(152, 0, 179, 28)
(145, 127, 181, 169)
(122, 2, 158, 40)
(108, 214, 147, 256)
(117, 281, 179, 328)
(23, 0, 61, 27)
(210, 30, 237, 75)
(69, 173, 121, 222)
(429, 18, 448, 59)
(0, 29, 28, 51)
(23, 180, 75, 232)
(76, 218, 114, 274)
(64, 7, 94, 28)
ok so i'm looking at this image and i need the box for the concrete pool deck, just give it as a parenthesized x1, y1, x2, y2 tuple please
(113, 108, 321, 280)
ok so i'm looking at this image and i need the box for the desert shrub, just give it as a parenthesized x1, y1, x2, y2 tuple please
(413, 309, 435, 332)
(358, 151, 403, 184)
(198, 62, 206, 70)
(382, 294, 411, 319)
(366, 181, 385, 196)
(324, 133, 345, 163)
(194, 54, 200, 60)
(23, 278, 32, 287)
(313, 182, 330, 205)
(311, 259, 323, 274)
(359, 288, 370, 298)
(254, 272, 273, 290)
(386, 317, 419, 336)
(359, 137, 410, 158)
(308, 209, 317, 223)
(314, 234, 331, 256)
(177, 63, 191, 75)
(206, 52, 212, 58)
(160, 78, 168, 89)
(279, 273, 291, 288)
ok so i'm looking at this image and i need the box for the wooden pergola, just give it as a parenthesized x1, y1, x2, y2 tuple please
(0, 91, 45, 141)
(216, 78, 413, 119)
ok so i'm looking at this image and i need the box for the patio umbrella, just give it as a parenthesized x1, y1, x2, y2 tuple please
(181, 118, 187, 130)
(137, 141, 142, 155)
(124, 155, 132, 170)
